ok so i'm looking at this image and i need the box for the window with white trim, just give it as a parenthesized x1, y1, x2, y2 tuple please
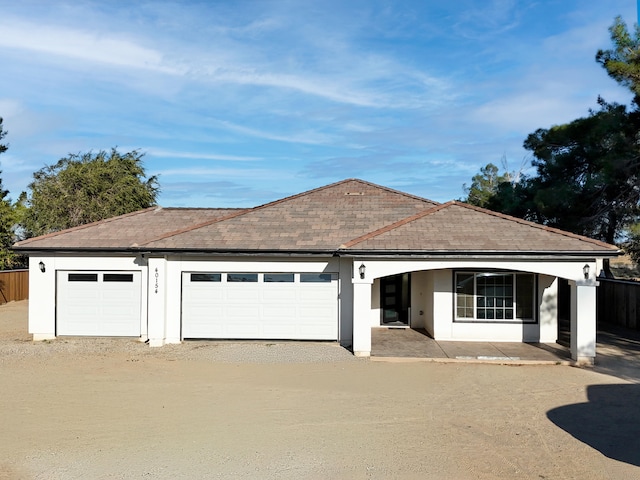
(454, 272, 536, 323)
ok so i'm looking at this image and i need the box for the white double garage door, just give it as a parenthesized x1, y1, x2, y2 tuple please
(181, 272, 338, 340)
(56, 270, 338, 340)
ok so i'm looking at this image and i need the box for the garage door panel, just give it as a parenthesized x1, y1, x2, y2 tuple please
(262, 323, 297, 336)
(298, 290, 335, 301)
(226, 323, 261, 337)
(189, 306, 224, 316)
(262, 305, 297, 320)
(227, 304, 261, 317)
(182, 272, 337, 340)
(263, 286, 297, 302)
(226, 287, 260, 301)
(299, 328, 335, 340)
(57, 271, 141, 337)
(186, 323, 224, 337)
(185, 289, 224, 302)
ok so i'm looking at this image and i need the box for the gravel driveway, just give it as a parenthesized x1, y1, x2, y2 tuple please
(1, 301, 639, 479)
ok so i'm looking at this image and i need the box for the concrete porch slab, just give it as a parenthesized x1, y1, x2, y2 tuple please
(371, 327, 573, 365)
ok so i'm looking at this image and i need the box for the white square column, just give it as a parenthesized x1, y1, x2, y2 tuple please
(147, 257, 167, 347)
(571, 282, 597, 365)
(28, 256, 56, 340)
(352, 279, 373, 357)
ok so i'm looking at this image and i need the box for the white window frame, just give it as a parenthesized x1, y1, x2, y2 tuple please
(454, 271, 537, 324)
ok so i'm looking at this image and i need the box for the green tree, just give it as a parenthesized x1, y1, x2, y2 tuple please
(463, 157, 529, 208)
(521, 100, 640, 244)
(463, 163, 509, 208)
(20, 149, 159, 238)
(0, 117, 19, 269)
(596, 16, 640, 100)
(597, 16, 640, 260)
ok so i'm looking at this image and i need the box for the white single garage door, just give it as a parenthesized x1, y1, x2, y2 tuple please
(56, 271, 142, 336)
(182, 272, 338, 340)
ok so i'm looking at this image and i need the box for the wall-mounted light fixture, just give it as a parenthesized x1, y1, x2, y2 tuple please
(39, 261, 45, 273)
(359, 263, 366, 279)
(583, 264, 590, 279)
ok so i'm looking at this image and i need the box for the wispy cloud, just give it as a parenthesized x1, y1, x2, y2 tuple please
(146, 149, 261, 162)
(212, 119, 335, 146)
(0, 11, 454, 110)
(154, 167, 288, 179)
(0, 18, 182, 74)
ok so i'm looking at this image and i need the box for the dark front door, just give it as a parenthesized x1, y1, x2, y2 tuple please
(557, 278, 571, 347)
(381, 273, 410, 326)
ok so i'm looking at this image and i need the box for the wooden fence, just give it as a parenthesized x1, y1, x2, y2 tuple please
(0, 270, 29, 305)
(597, 277, 640, 331)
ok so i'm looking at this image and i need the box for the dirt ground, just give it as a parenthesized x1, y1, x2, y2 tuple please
(1, 301, 639, 479)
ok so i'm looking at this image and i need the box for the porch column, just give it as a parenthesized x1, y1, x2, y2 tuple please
(571, 281, 597, 365)
(147, 257, 167, 347)
(352, 279, 373, 357)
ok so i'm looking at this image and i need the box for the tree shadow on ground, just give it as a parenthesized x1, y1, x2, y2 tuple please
(547, 384, 640, 467)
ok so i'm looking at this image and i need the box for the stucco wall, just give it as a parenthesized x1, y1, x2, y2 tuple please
(370, 278, 381, 327)
(410, 271, 429, 329)
(28, 254, 147, 340)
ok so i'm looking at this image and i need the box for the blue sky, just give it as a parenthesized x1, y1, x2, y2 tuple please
(0, 1, 636, 207)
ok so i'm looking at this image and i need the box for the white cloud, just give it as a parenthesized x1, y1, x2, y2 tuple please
(213, 119, 336, 146)
(0, 18, 183, 74)
(0, 10, 455, 110)
(453, 0, 522, 39)
(154, 167, 287, 179)
(146, 149, 261, 162)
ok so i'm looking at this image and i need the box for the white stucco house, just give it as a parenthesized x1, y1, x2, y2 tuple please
(14, 179, 620, 364)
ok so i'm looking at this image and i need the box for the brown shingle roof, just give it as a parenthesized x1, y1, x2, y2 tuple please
(142, 179, 438, 251)
(14, 207, 244, 249)
(342, 201, 618, 253)
(13, 179, 620, 256)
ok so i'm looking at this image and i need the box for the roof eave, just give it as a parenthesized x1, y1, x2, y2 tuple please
(337, 249, 623, 260)
(13, 246, 339, 257)
(15, 246, 623, 261)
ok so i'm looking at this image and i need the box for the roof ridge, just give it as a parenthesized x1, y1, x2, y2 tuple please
(14, 207, 158, 247)
(161, 207, 246, 211)
(139, 181, 361, 246)
(249, 178, 438, 210)
(139, 182, 359, 246)
(345, 178, 440, 205)
(341, 202, 451, 248)
(450, 201, 619, 250)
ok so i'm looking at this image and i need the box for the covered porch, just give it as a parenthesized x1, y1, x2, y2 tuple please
(351, 258, 599, 364)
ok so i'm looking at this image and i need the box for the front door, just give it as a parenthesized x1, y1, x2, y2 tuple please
(557, 278, 571, 347)
(381, 273, 410, 326)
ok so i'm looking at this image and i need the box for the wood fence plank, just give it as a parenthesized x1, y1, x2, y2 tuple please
(0, 270, 29, 304)
(598, 278, 640, 332)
